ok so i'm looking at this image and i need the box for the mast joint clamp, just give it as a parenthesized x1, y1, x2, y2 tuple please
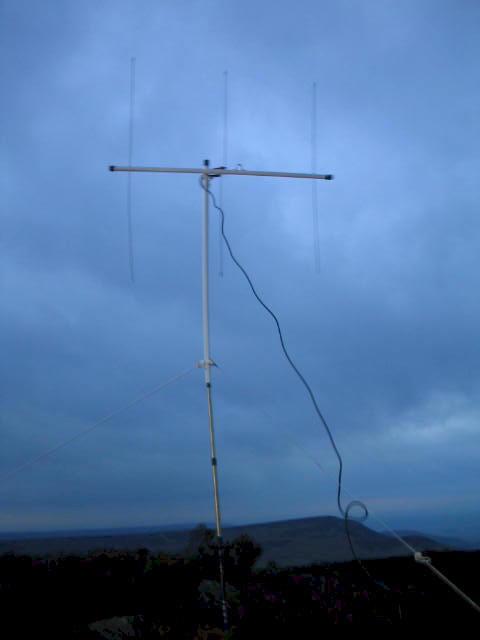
(196, 359, 217, 369)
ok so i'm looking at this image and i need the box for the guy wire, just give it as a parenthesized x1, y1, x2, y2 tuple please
(0, 366, 196, 486)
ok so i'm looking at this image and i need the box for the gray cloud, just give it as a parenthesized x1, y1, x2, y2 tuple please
(0, 0, 479, 539)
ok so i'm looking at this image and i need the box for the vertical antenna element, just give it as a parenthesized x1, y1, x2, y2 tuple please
(126, 57, 136, 284)
(218, 70, 228, 277)
(311, 82, 321, 273)
(222, 71, 228, 171)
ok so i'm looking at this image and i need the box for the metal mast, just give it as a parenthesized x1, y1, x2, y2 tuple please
(109, 160, 333, 628)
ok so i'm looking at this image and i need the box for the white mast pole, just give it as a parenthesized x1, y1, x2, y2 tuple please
(200, 161, 222, 541)
(202, 161, 212, 388)
(201, 161, 222, 539)
(201, 159, 228, 628)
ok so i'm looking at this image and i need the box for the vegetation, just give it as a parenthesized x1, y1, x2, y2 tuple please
(0, 526, 478, 637)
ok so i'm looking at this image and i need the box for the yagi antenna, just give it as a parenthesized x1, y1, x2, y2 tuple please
(109, 160, 333, 628)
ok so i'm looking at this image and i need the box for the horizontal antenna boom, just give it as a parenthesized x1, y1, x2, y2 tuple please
(109, 165, 333, 180)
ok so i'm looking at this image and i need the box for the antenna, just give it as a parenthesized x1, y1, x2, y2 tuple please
(109, 161, 333, 628)
(109, 160, 480, 620)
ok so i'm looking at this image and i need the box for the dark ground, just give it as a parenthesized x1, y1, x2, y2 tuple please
(0, 528, 478, 637)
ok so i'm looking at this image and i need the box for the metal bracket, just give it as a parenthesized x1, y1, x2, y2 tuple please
(197, 359, 217, 369)
(207, 166, 226, 179)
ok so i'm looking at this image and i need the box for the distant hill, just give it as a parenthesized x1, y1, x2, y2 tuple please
(223, 516, 448, 566)
(384, 529, 479, 551)
(0, 522, 201, 541)
(0, 527, 192, 558)
(0, 515, 450, 566)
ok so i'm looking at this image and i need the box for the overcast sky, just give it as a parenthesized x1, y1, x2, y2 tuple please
(1, 1, 479, 541)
